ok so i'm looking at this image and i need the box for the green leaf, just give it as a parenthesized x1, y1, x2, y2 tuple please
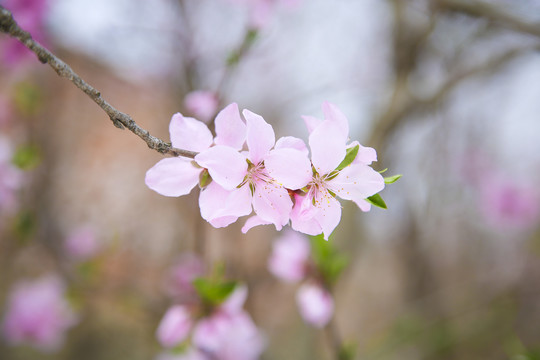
(384, 174, 402, 184)
(378, 168, 388, 174)
(199, 168, 212, 188)
(335, 145, 359, 171)
(192, 278, 237, 307)
(12, 144, 40, 170)
(366, 193, 387, 209)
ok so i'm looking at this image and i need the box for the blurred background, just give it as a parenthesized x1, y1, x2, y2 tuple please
(1, 0, 540, 359)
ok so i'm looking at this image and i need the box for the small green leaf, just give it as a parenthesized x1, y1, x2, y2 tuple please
(199, 168, 212, 188)
(384, 174, 402, 184)
(193, 278, 237, 307)
(378, 168, 388, 174)
(335, 145, 359, 171)
(365, 193, 387, 209)
(12, 144, 40, 170)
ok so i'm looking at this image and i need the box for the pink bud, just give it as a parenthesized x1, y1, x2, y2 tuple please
(268, 230, 310, 282)
(296, 283, 334, 328)
(2, 275, 77, 352)
(156, 305, 192, 348)
(184, 91, 219, 123)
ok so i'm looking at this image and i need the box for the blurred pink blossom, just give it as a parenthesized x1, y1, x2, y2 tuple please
(268, 230, 310, 282)
(64, 226, 99, 261)
(166, 253, 205, 301)
(1, 0, 49, 66)
(184, 91, 219, 124)
(296, 283, 334, 328)
(193, 310, 265, 360)
(156, 305, 193, 349)
(2, 275, 77, 352)
(481, 179, 540, 229)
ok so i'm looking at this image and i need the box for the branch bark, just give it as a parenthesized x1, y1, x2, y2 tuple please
(0, 5, 197, 159)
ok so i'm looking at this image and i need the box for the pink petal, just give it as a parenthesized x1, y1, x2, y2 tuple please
(322, 101, 349, 139)
(313, 193, 342, 240)
(354, 198, 372, 212)
(290, 194, 322, 236)
(309, 120, 347, 175)
(296, 284, 334, 328)
(265, 148, 312, 190)
(241, 215, 272, 233)
(156, 305, 192, 348)
(195, 146, 247, 190)
(145, 158, 201, 197)
(301, 115, 322, 134)
(221, 285, 248, 313)
(252, 182, 292, 230)
(169, 113, 213, 152)
(328, 163, 385, 203)
(243, 109, 275, 164)
(214, 103, 246, 150)
(275, 136, 309, 156)
(348, 141, 377, 165)
(199, 182, 252, 228)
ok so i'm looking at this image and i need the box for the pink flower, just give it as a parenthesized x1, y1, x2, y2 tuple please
(2, 275, 77, 352)
(201, 109, 292, 232)
(265, 102, 385, 239)
(268, 230, 310, 282)
(64, 226, 99, 261)
(165, 253, 205, 302)
(296, 283, 334, 328)
(146, 104, 249, 228)
(481, 179, 540, 229)
(184, 91, 219, 124)
(156, 305, 193, 348)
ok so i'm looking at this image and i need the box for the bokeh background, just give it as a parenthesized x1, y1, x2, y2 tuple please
(1, 0, 540, 359)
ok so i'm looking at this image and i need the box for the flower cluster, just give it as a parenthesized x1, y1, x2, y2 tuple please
(146, 102, 385, 240)
(156, 285, 265, 360)
(1, 275, 77, 352)
(268, 231, 334, 328)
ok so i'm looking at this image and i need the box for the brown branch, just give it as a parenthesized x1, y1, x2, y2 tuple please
(0, 5, 197, 159)
(437, 0, 540, 38)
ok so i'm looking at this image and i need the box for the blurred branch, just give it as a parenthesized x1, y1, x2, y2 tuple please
(0, 5, 197, 159)
(438, 0, 540, 38)
(370, 44, 540, 152)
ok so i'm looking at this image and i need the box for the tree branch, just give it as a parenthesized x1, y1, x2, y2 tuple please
(437, 0, 540, 39)
(0, 5, 197, 159)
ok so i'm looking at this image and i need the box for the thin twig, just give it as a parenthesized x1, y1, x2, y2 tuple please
(0, 5, 197, 159)
(437, 0, 540, 38)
